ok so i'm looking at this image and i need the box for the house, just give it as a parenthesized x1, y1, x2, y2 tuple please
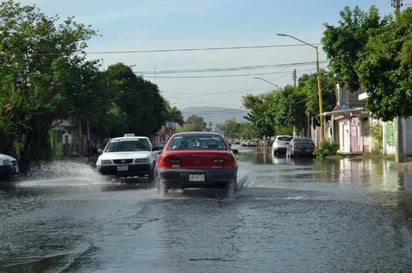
(50, 119, 93, 158)
(322, 84, 412, 157)
(323, 84, 370, 154)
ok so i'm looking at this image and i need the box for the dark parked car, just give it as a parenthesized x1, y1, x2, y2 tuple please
(155, 131, 238, 196)
(286, 137, 315, 157)
(0, 153, 19, 180)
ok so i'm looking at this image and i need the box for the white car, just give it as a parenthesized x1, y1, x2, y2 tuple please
(96, 134, 158, 181)
(272, 135, 293, 155)
(0, 153, 19, 180)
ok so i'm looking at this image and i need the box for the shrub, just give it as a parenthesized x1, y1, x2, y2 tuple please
(313, 140, 339, 159)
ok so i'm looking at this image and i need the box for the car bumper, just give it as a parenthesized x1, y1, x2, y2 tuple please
(97, 163, 152, 177)
(0, 165, 19, 179)
(273, 147, 287, 153)
(292, 149, 314, 156)
(157, 168, 237, 188)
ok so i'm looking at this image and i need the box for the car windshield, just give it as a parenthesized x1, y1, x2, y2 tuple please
(105, 139, 149, 152)
(168, 135, 227, 150)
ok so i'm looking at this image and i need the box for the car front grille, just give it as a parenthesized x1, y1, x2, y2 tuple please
(113, 159, 133, 164)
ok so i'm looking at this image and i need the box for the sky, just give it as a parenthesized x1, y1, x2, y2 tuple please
(15, 0, 401, 110)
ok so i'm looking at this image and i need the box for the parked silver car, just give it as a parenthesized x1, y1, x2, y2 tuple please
(0, 153, 19, 180)
(286, 137, 315, 157)
(272, 135, 293, 155)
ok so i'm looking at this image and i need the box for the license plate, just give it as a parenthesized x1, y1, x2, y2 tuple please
(117, 165, 128, 171)
(189, 174, 205, 182)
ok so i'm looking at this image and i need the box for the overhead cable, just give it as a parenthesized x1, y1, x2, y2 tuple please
(86, 43, 322, 55)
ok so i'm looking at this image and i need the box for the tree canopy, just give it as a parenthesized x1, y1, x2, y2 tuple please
(242, 70, 335, 139)
(0, 2, 179, 169)
(322, 5, 412, 121)
(0, 1, 98, 166)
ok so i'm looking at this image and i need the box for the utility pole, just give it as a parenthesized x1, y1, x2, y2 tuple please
(392, 0, 405, 162)
(293, 69, 297, 87)
(391, 0, 403, 11)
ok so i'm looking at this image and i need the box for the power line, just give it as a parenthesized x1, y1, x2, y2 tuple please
(86, 43, 322, 55)
(143, 71, 292, 79)
(135, 61, 328, 75)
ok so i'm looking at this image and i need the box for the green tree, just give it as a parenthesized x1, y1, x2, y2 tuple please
(273, 85, 307, 134)
(182, 114, 207, 132)
(242, 94, 274, 139)
(166, 106, 184, 126)
(103, 63, 168, 136)
(299, 71, 336, 127)
(0, 2, 97, 169)
(216, 119, 241, 139)
(322, 6, 389, 92)
(322, 5, 412, 121)
(357, 8, 412, 120)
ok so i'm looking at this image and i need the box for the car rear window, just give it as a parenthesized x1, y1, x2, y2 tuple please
(168, 135, 227, 150)
(277, 136, 292, 141)
(294, 138, 312, 143)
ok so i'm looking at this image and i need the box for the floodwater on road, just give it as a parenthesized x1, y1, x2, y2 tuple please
(1, 152, 412, 273)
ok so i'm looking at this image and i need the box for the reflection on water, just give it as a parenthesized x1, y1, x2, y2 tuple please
(312, 157, 412, 193)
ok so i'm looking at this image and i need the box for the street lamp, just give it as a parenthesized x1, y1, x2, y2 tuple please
(276, 33, 324, 141)
(254, 77, 279, 89)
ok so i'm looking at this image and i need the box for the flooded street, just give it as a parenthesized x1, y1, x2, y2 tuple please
(1, 151, 412, 273)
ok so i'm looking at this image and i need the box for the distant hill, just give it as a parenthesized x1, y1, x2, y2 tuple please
(182, 106, 248, 126)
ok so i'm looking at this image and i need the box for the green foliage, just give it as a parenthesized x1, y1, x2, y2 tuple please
(103, 63, 168, 137)
(300, 71, 336, 125)
(166, 106, 184, 126)
(0, 2, 97, 168)
(182, 115, 207, 132)
(371, 122, 383, 154)
(0, 2, 185, 168)
(322, 5, 412, 121)
(313, 140, 339, 158)
(242, 94, 274, 139)
(242, 71, 336, 139)
(215, 119, 253, 140)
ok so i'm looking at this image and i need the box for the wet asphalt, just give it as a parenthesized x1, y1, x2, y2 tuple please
(1, 149, 412, 273)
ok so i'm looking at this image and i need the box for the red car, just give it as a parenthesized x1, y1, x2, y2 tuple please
(156, 132, 238, 196)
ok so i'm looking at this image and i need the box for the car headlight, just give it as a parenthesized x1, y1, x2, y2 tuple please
(134, 158, 150, 163)
(0, 159, 12, 166)
(99, 159, 112, 165)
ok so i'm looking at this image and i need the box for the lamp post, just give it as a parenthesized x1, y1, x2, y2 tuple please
(276, 33, 324, 141)
(254, 77, 279, 89)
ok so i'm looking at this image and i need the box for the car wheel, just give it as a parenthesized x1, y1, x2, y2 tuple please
(158, 179, 168, 197)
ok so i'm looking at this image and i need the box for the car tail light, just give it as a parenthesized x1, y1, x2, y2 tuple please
(214, 155, 236, 167)
(214, 158, 224, 163)
(158, 155, 180, 168)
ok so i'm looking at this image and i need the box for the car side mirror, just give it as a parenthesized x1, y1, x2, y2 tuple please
(232, 149, 239, 154)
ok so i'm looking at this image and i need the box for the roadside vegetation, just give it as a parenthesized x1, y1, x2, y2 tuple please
(0, 2, 184, 171)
